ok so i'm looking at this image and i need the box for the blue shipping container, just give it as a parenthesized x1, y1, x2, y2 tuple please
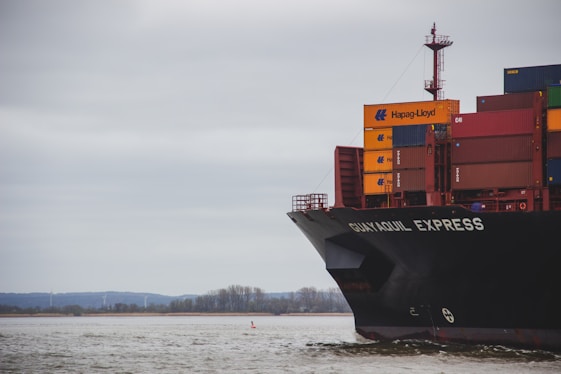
(392, 124, 427, 147)
(504, 64, 561, 94)
(547, 158, 561, 185)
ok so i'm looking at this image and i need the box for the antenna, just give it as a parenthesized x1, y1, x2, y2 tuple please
(424, 23, 453, 100)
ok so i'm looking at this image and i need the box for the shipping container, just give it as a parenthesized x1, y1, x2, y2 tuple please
(547, 108, 561, 132)
(547, 131, 561, 158)
(476, 91, 544, 112)
(452, 162, 533, 190)
(364, 99, 460, 128)
(364, 127, 392, 150)
(451, 109, 536, 138)
(451, 135, 534, 164)
(364, 150, 393, 172)
(392, 124, 427, 147)
(504, 64, 561, 93)
(393, 169, 425, 192)
(393, 146, 426, 169)
(547, 158, 561, 185)
(548, 84, 561, 108)
(364, 172, 393, 194)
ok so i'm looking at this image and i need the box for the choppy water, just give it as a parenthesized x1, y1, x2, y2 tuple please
(1, 315, 560, 373)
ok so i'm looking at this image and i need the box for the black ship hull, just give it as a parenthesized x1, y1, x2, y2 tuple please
(287, 206, 561, 351)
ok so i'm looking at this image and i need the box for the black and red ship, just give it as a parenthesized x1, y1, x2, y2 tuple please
(287, 25, 561, 351)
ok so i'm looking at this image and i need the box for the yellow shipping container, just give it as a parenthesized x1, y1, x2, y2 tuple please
(547, 108, 561, 132)
(364, 127, 393, 150)
(364, 172, 393, 194)
(364, 99, 460, 128)
(364, 150, 393, 172)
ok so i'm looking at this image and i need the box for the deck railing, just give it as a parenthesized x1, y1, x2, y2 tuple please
(292, 193, 328, 212)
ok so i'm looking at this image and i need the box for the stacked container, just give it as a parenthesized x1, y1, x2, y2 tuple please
(363, 100, 459, 195)
(502, 65, 561, 188)
(392, 125, 426, 193)
(450, 109, 537, 190)
(547, 84, 561, 185)
(363, 127, 393, 194)
(504, 65, 561, 94)
(476, 91, 543, 112)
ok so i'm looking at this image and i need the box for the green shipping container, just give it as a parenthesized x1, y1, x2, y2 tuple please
(548, 85, 561, 108)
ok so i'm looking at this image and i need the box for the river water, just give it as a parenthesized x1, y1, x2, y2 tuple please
(1, 315, 560, 373)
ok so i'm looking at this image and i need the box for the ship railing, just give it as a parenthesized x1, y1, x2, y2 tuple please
(463, 200, 536, 212)
(292, 193, 328, 212)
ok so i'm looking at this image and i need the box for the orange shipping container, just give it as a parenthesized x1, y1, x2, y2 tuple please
(364, 128, 392, 150)
(364, 150, 393, 172)
(364, 99, 460, 128)
(547, 108, 561, 132)
(364, 172, 393, 194)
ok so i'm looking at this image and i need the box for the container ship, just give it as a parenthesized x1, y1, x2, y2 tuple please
(287, 24, 561, 351)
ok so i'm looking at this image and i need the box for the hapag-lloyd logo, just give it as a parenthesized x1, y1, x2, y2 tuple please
(375, 108, 437, 121)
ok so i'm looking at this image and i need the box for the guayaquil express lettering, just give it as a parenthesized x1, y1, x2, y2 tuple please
(348, 217, 484, 233)
(392, 108, 436, 120)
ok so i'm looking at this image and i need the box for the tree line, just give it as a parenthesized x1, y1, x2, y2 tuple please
(0, 285, 351, 316)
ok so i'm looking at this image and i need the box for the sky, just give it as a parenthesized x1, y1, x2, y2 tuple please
(1, 0, 560, 296)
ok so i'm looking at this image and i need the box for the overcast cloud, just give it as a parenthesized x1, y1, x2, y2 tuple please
(1, 0, 560, 295)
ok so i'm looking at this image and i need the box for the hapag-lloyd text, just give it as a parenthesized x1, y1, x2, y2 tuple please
(348, 217, 484, 233)
(391, 108, 436, 120)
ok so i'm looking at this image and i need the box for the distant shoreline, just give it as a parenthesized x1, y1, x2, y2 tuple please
(0, 312, 353, 318)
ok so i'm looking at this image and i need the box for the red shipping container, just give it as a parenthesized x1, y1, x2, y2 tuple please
(393, 146, 426, 169)
(547, 131, 561, 158)
(451, 109, 536, 138)
(393, 168, 425, 192)
(476, 91, 544, 112)
(451, 135, 534, 164)
(452, 162, 533, 190)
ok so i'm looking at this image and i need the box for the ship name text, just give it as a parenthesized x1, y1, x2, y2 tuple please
(348, 217, 484, 233)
